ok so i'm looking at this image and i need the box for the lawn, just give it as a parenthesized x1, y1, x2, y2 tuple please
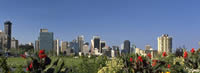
(7, 56, 94, 68)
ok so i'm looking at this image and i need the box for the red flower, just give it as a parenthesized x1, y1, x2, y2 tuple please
(29, 62, 33, 69)
(20, 54, 26, 58)
(152, 59, 157, 67)
(152, 62, 156, 67)
(152, 60, 158, 62)
(26, 68, 29, 71)
(137, 56, 143, 62)
(39, 50, 45, 54)
(147, 53, 151, 59)
(191, 48, 195, 53)
(162, 52, 167, 57)
(129, 57, 133, 62)
(39, 54, 47, 59)
(183, 51, 188, 58)
(167, 64, 171, 68)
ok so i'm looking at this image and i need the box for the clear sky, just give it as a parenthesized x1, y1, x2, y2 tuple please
(0, 0, 200, 50)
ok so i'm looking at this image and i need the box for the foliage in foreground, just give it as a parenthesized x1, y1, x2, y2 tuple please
(0, 48, 200, 73)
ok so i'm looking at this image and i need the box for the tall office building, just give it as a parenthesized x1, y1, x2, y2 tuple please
(157, 34, 172, 54)
(11, 38, 18, 49)
(124, 40, 130, 53)
(91, 36, 100, 53)
(54, 39, 60, 56)
(100, 41, 106, 53)
(77, 35, 84, 52)
(39, 29, 54, 52)
(4, 21, 12, 49)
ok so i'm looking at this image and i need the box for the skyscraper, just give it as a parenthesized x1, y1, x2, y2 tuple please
(91, 36, 100, 53)
(39, 29, 54, 52)
(4, 21, 12, 49)
(124, 40, 130, 53)
(157, 34, 172, 54)
(77, 35, 84, 52)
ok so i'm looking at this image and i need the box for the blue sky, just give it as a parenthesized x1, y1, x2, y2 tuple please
(0, 0, 200, 50)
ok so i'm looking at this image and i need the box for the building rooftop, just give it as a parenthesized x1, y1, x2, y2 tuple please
(4, 21, 12, 25)
(40, 29, 48, 32)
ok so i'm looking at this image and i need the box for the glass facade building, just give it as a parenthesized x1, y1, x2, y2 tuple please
(39, 30, 53, 52)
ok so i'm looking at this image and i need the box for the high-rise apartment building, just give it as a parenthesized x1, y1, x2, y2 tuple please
(157, 34, 172, 54)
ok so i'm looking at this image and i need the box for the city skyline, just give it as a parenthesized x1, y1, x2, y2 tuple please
(1, 0, 200, 50)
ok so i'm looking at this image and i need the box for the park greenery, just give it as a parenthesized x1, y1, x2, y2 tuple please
(0, 48, 200, 73)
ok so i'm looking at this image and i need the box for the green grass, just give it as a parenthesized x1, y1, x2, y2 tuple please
(7, 57, 27, 68)
(7, 56, 94, 68)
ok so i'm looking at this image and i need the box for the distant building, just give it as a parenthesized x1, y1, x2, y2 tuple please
(82, 43, 89, 55)
(122, 40, 130, 54)
(135, 48, 146, 56)
(158, 34, 172, 54)
(130, 44, 136, 54)
(0, 21, 13, 50)
(111, 49, 115, 58)
(145, 48, 157, 58)
(145, 45, 151, 50)
(102, 46, 112, 57)
(4, 21, 12, 50)
(54, 39, 60, 56)
(112, 46, 120, 57)
(28, 42, 33, 46)
(100, 41, 106, 53)
(35, 40, 40, 51)
(39, 29, 54, 52)
(69, 40, 79, 55)
(0, 31, 7, 50)
(11, 38, 18, 49)
(77, 35, 84, 53)
(91, 36, 100, 54)
(61, 41, 68, 54)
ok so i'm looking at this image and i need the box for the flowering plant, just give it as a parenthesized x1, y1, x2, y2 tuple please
(184, 48, 200, 70)
(20, 50, 51, 73)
